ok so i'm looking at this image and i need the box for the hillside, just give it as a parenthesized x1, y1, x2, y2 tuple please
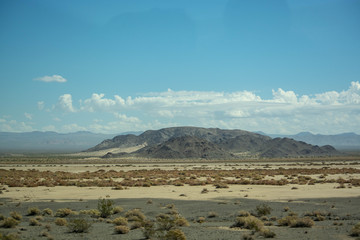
(89, 127, 343, 159)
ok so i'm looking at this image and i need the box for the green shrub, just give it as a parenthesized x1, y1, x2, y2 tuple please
(54, 218, 67, 226)
(1, 217, 19, 228)
(97, 198, 113, 218)
(255, 204, 272, 216)
(114, 225, 130, 234)
(27, 207, 41, 216)
(67, 218, 92, 233)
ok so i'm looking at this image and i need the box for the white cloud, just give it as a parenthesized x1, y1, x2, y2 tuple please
(34, 75, 67, 83)
(272, 88, 298, 103)
(57, 94, 75, 112)
(24, 112, 32, 120)
(49, 81, 360, 134)
(37, 101, 45, 110)
(0, 119, 34, 132)
(62, 123, 86, 132)
(42, 125, 56, 132)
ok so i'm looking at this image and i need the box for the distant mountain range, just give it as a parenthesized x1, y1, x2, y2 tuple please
(0, 128, 358, 155)
(0, 131, 118, 153)
(261, 132, 360, 150)
(90, 127, 342, 159)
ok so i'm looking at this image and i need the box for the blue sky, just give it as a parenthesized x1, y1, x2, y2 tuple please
(0, 0, 360, 134)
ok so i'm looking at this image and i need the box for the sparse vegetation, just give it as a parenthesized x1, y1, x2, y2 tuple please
(55, 208, 74, 217)
(278, 215, 314, 228)
(231, 216, 264, 231)
(112, 217, 128, 226)
(10, 212, 22, 221)
(114, 225, 130, 234)
(54, 218, 67, 226)
(350, 222, 360, 237)
(27, 207, 41, 216)
(97, 198, 114, 218)
(255, 204, 272, 216)
(1, 217, 20, 228)
(67, 218, 92, 233)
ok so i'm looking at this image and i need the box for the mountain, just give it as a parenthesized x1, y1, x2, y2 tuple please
(0, 131, 118, 153)
(89, 126, 342, 159)
(266, 132, 360, 150)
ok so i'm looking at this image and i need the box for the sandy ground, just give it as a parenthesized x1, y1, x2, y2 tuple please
(2, 183, 359, 204)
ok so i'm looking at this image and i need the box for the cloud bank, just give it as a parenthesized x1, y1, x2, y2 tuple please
(34, 75, 67, 83)
(49, 81, 360, 134)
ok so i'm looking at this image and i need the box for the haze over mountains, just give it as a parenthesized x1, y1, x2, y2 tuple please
(0, 127, 359, 155)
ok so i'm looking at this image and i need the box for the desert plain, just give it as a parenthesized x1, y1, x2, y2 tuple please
(0, 157, 360, 239)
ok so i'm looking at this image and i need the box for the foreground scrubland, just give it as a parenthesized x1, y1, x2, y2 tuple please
(0, 157, 360, 239)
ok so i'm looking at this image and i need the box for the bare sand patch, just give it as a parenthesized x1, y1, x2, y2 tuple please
(3, 183, 359, 203)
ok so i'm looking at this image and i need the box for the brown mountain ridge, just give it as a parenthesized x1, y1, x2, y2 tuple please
(87, 126, 342, 159)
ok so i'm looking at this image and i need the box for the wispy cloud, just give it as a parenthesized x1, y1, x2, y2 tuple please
(34, 75, 67, 83)
(24, 112, 32, 120)
(50, 81, 360, 134)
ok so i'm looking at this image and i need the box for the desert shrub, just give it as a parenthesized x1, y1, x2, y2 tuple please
(255, 204, 272, 216)
(231, 216, 264, 231)
(113, 217, 128, 226)
(79, 209, 100, 218)
(350, 222, 360, 237)
(54, 218, 67, 226)
(10, 211, 22, 221)
(197, 217, 205, 223)
(260, 228, 276, 238)
(174, 217, 189, 227)
(55, 208, 74, 217)
(165, 229, 186, 240)
(0, 214, 4, 221)
(29, 218, 41, 226)
(27, 207, 41, 216)
(97, 198, 114, 218)
(67, 218, 92, 233)
(278, 216, 314, 228)
(0, 232, 20, 240)
(201, 188, 209, 194)
(242, 233, 254, 240)
(130, 221, 143, 230)
(112, 206, 124, 214)
(142, 220, 156, 239)
(214, 182, 229, 189)
(237, 211, 251, 217)
(42, 208, 53, 216)
(114, 225, 130, 234)
(208, 211, 218, 218)
(125, 209, 146, 222)
(1, 217, 19, 228)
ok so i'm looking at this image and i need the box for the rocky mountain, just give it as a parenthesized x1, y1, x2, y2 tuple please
(89, 126, 343, 159)
(266, 132, 360, 150)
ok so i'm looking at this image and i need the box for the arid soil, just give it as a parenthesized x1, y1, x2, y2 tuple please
(1, 159, 360, 239)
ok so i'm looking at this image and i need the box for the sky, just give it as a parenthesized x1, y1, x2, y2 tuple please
(0, 0, 360, 135)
